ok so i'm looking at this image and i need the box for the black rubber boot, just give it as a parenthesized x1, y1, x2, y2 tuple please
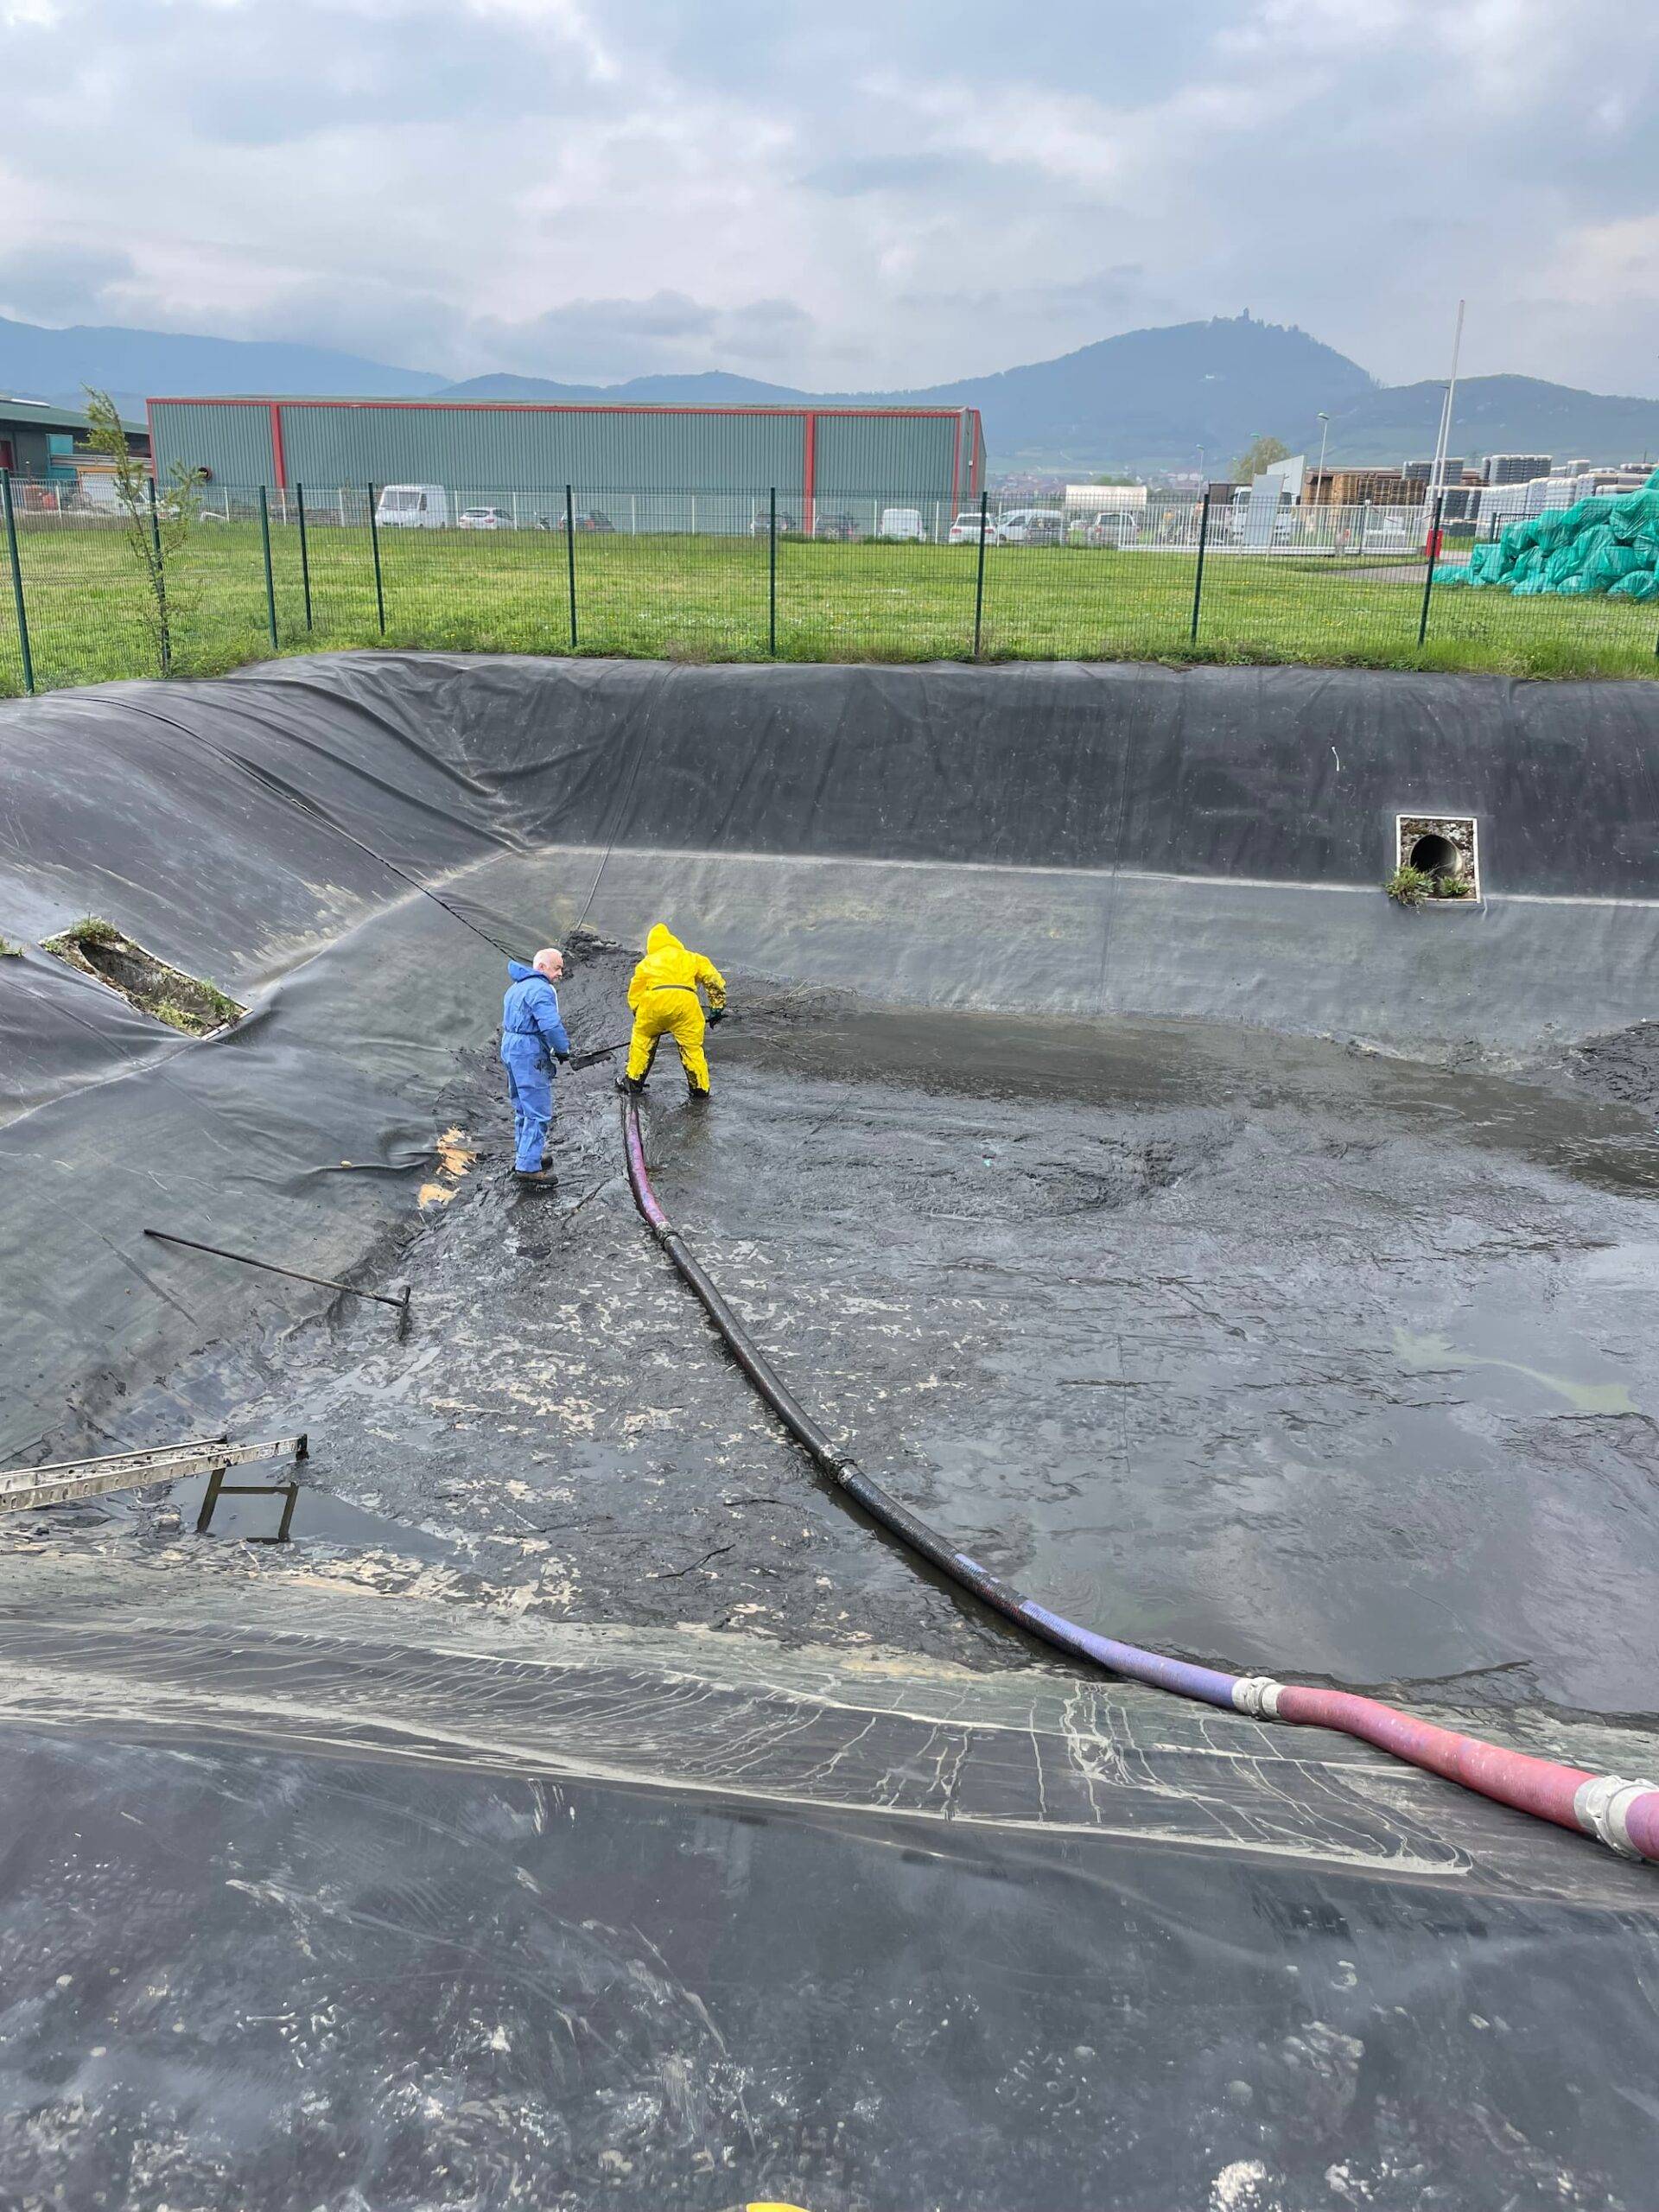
(686, 1085, 711, 1106)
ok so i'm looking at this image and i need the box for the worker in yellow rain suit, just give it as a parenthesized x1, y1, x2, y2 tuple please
(620, 923, 727, 1100)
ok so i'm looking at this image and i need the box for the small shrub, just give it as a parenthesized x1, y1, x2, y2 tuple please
(1433, 873, 1473, 899)
(1385, 864, 1433, 906)
(196, 982, 243, 1027)
(60, 915, 121, 948)
(83, 386, 206, 678)
(0, 936, 22, 957)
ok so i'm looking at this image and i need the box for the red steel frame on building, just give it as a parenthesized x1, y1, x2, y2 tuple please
(145, 397, 984, 516)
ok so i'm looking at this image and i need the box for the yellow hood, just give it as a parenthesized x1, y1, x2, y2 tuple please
(627, 924, 726, 1011)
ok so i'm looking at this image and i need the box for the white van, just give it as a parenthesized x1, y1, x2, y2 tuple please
(376, 484, 448, 529)
(877, 507, 927, 542)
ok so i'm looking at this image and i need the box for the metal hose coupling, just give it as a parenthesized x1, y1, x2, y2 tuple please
(1230, 1675, 1287, 1719)
(1573, 1774, 1659, 1860)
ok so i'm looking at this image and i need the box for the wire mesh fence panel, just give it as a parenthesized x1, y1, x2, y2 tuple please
(173, 491, 288, 674)
(361, 487, 575, 654)
(776, 492, 975, 660)
(980, 494, 1199, 659)
(1198, 546, 1431, 664)
(1424, 535, 1659, 677)
(289, 486, 385, 643)
(5, 477, 1659, 697)
(570, 491, 769, 658)
(5, 503, 159, 690)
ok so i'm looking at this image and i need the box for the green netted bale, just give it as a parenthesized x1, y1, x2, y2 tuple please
(1462, 486, 1659, 599)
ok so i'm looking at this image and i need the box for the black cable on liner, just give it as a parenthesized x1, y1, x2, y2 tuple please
(113, 696, 522, 957)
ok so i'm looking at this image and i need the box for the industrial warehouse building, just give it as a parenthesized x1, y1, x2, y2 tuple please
(147, 397, 984, 534)
(0, 397, 149, 492)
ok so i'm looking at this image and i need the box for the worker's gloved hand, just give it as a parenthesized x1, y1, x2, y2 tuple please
(709, 1007, 727, 1026)
(556, 1052, 570, 1065)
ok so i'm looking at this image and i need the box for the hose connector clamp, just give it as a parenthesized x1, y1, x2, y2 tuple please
(1232, 1675, 1286, 1721)
(1573, 1773, 1657, 1859)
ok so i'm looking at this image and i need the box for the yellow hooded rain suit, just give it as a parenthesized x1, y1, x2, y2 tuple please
(626, 924, 727, 1094)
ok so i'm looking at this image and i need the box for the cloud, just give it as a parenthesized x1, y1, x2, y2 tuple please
(474, 289, 816, 380)
(801, 153, 1000, 200)
(0, 243, 137, 324)
(1, 0, 1656, 397)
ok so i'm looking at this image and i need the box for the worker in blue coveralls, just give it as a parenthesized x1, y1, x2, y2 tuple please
(500, 946, 572, 1188)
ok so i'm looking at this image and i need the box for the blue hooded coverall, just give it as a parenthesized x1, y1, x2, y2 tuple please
(500, 960, 571, 1173)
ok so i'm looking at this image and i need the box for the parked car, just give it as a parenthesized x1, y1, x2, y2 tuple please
(1070, 512, 1140, 548)
(948, 510, 1004, 545)
(458, 506, 511, 531)
(999, 508, 1063, 543)
(376, 483, 448, 529)
(877, 507, 928, 542)
(555, 508, 615, 533)
(813, 511, 860, 541)
(751, 509, 798, 536)
(1016, 510, 1065, 543)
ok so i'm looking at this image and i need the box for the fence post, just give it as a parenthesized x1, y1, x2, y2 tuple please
(972, 488, 988, 658)
(296, 483, 314, 631)
(1190, 489, 1212, 644)
(564, 484, 577, 650)
(1417, 491, 1444, 648)
(366, 483, 386, 635)
(148, 478, 170, 676)
(2, 469, 35, 696)
(257, 485, 278, 651)
(768, 486, 778, 656)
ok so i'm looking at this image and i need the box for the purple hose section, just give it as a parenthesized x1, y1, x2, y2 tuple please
(985, 1591, 1239, 1707)
(621, 1100, 1658, 1867)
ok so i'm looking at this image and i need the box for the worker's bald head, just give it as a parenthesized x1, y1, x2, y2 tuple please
(533, 946, 564, 982)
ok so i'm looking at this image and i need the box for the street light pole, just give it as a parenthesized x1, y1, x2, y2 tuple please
(1315, 412, 1331, 502)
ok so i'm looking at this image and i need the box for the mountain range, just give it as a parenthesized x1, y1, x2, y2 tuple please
(437, 317, 1376, 474)
(0, 315, 442, 421)
(5, 311, 1657, 475)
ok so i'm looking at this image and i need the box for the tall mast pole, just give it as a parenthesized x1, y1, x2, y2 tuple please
(1429, 298, 1465, 500)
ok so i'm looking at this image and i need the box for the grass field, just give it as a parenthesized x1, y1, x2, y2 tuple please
(3, 517, 1658, 696)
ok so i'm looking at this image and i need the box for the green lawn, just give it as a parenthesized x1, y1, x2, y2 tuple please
(3, 517, 1657, 696)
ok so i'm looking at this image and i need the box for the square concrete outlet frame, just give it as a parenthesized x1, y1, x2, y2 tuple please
(1395, 813, 1480, 905)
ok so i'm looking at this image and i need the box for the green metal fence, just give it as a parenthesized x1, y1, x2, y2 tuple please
(3, 477, 1657, 699)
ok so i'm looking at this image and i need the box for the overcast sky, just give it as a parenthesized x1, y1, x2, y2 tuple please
(2, 0, 1655, 393)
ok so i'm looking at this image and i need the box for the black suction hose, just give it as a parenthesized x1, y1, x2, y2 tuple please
(617, 1093, 1659, 1869)
(619, 1094, 1239, 1681)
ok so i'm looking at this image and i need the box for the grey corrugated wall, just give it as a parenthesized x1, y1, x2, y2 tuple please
(147, 399, 982, 531)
